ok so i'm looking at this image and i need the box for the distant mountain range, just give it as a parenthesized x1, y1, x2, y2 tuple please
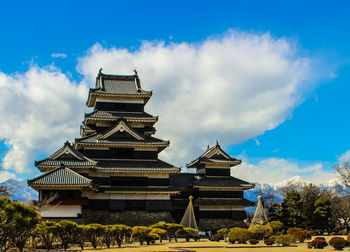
(244, 175, 348, 215)
(1, 179, 38, 203)
(1, 176, 346, 207)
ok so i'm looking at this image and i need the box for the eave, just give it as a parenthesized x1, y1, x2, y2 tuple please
(187, 159, 241, 168)
(36, 165, 96, 173)
(84, 115, 158, 125)
(86, 91, 152, 107)
(29, 184, 93, 191)
(194, 185, 255, 191)
(96, 167, 180, 174)
(74, 141, 170, 152)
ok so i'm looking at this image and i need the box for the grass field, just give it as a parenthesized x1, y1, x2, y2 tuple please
(84, 236, 349, 252)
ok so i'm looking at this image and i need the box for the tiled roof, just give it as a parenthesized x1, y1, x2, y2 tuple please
(85, 111, 157, 121)
(75, 133, 168, 145)
(197, 198, 255, 206)
(36, 160, 96, 167)
(187, 141, 241, 168)
(93, 73, 151, 95)
(35, 141, 97, 168)
(194, 176, 254, 188)
(28, 166, 92, 186)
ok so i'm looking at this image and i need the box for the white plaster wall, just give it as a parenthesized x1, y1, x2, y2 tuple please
(40, 205, 82, 218)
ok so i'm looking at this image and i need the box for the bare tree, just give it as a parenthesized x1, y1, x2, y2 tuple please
(329, 193, 350, 233)
(37, 191, 60, 208)
(334, 161, 350, 188)
(255, 185, 277, 210)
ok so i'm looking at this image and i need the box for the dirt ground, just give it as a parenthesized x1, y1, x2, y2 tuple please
(83, 236, 349, 252)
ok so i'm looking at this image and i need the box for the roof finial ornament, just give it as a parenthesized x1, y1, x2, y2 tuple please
(98, 67, 103, 75)
(216, 139, 220, 147)
(207, 144, 209, 149)
(133, 68, 138, 76)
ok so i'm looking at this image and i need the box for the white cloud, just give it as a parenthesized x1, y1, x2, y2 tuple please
(231, 158, 335, 184)
(51, 53, 67, 59)
(338, 150, 350, 163)
(78, 30, 311, 166)
(0, 30, 317, 174)
(0, 171, 16, 183)
(0, 66, 88, 173)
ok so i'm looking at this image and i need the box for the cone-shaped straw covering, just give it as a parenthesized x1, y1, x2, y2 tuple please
(250, 195, 269, 227)
(180, 196, 198, 229)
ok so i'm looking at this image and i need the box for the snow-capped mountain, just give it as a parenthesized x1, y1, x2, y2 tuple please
(1, 179, 37, 203)
(272, 175, 308, 190)
(245, 175, 348, 207)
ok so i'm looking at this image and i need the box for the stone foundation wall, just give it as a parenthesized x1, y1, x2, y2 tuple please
(198, 218, 247, 231)
(79, 209, 176, 226)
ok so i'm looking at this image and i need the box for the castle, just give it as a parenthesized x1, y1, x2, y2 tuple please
(28, 70, 254, 230)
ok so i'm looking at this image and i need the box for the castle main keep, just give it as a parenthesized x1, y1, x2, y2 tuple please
(28, 70, 254, 230)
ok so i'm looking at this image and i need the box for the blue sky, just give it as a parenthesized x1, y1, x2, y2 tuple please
(0, 0, 349, 184)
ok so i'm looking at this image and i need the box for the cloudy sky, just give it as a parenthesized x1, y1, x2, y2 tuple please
(0, 0, 349, 184)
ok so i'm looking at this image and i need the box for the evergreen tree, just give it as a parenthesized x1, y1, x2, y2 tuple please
(281, 190, 303, 228)
(313, 196, 332, 232)
(267, 202, 283, 222)
(300, 184, 320, 229)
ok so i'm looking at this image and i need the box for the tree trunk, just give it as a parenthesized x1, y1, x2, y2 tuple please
(79, 241, 84, 250)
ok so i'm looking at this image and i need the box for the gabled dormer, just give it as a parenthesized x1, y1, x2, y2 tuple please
(35, 141, 97, 172)
(187, 141, 241, 176)
(98, 119, 144, 141)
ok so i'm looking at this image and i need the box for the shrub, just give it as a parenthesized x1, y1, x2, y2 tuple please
(145, 232, 159, 245)
(151, 228, 167, 243)
(175, 228, 199, 242)
(249, 239, 259, 245)
(32, 221, 57, 250)
(275, 234, 296, 246)
(75, 224, 87, 250)
(248, 225, 273, 240)
(287, 228, 311, 242)
(310, 237, 328, 249)
(0, 198, 40, 252)
(85, 223, 104, 248)
(267, 221, 284, 234)
(132, 226, 152, 245)
(313, 230, 323, 235)
(55, 220, 78, 250)
(102, 225, 114, 248)
(217, 228, 229, 239)
(329, 237, 349, 250)
(151, 223, 183, 242)
(209, 234, 222, 241)
(228, 228, 252, 244)
(166, 223, 184, 242)
(264, 239, 275, 245)
(112, 224, 132, 247)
